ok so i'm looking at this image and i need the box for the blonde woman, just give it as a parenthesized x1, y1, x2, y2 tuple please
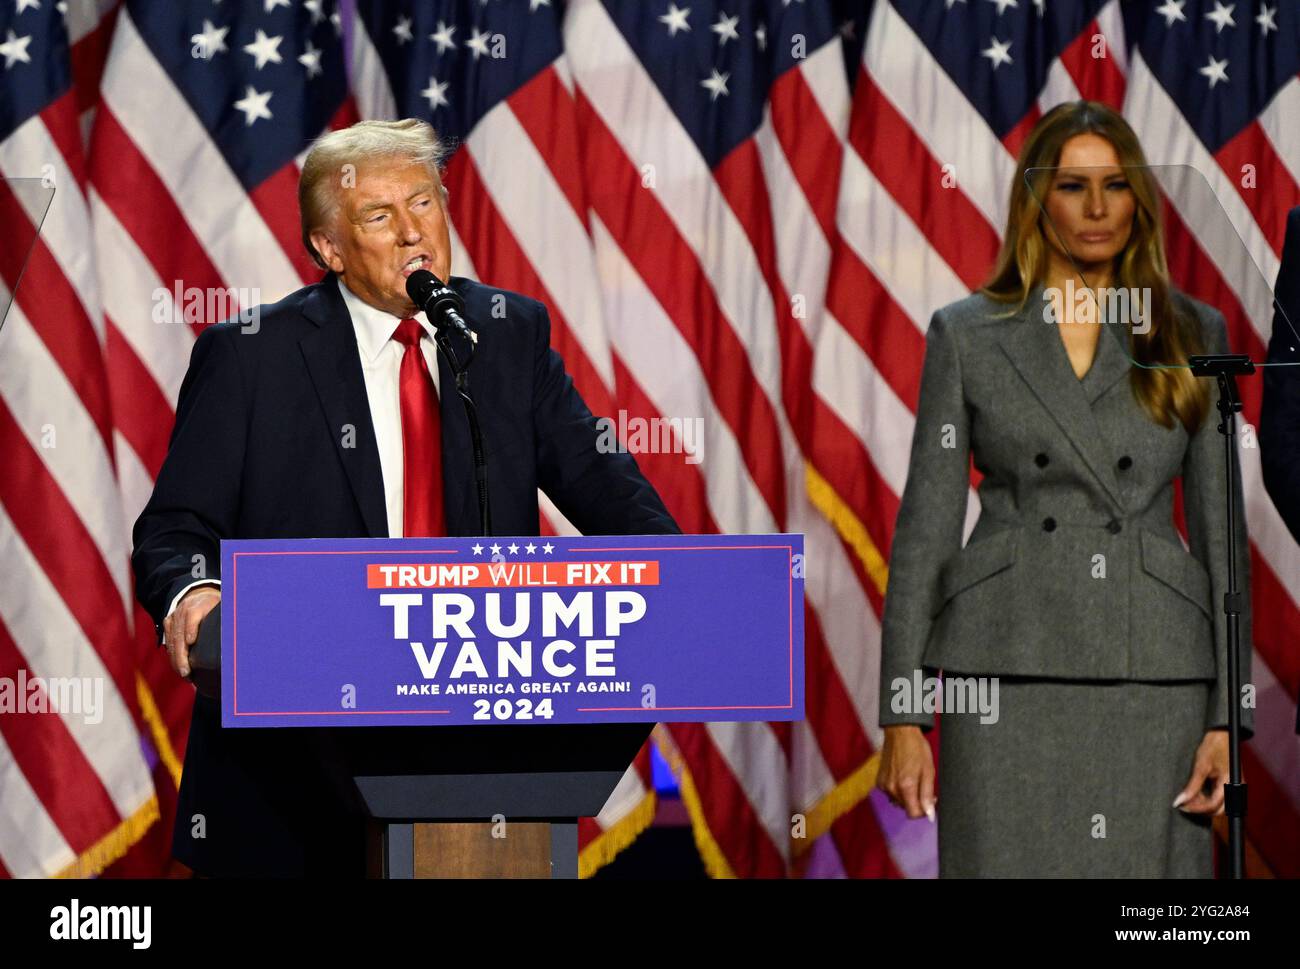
(875, 101, 1252, 877)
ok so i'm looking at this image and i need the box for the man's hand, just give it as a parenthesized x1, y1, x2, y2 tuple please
(163, 587, 221, 679)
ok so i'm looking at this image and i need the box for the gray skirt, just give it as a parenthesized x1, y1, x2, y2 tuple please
(937, 676, 1215, 878)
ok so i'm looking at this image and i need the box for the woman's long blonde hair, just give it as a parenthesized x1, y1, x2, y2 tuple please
(982, 100, 1209, 432)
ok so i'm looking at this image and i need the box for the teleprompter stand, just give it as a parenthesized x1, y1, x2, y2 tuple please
(1189, 352, 1253, 880)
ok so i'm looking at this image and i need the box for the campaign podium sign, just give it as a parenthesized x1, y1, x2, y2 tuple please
(220, 533, 804, 729)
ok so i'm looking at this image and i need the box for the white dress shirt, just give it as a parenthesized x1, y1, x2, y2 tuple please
(165, 276, 440, 618)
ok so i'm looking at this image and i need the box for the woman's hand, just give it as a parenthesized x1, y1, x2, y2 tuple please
(1174, 729, 1231, 816)
(876, 724, 937, 821)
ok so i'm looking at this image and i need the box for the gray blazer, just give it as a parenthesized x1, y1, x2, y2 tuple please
(878, 285, 1253, 737)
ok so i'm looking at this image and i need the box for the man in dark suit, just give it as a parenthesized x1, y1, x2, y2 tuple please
(1260, 204, 1300, 735)
(131, 119, 677, 876)
(1261, 205, 1300, 543)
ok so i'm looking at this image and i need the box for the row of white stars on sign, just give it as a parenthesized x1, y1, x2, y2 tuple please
(1156, 1, 1279, 36)
(469, 542, 556, 555)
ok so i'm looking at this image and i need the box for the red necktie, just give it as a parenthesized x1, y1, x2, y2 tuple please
(392, 318, 445, 537)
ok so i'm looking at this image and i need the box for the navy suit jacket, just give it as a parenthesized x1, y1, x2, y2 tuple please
(1261, 206, 1300, 544)
(1260, 206, 1300, 735)
(131, 273, 677, 876)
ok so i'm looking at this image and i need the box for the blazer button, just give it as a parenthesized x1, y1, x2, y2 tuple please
(1107, 519, 1122, 535)
(1034, 452, 1049, 468)
(1042, 517, 1057, 532)
(1117, 455, 1133, 471)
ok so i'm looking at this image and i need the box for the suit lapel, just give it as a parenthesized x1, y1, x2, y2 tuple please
(998, 287, 1126, 509)
(299, 275, 390, 538)
(1080, 316, 1132, 405)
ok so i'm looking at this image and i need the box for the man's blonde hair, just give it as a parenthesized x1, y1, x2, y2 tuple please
(298, 118, 449, 271)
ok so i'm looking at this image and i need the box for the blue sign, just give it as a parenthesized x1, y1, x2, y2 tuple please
(220, 534, 804, 727)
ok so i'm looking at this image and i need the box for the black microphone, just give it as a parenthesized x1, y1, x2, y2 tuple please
(405, 269, 475, 345)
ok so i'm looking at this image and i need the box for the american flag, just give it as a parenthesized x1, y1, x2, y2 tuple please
(0, 0, 1296, 879)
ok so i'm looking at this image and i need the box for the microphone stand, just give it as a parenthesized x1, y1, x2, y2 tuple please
(432, 324, 491, 536)
(1189, 352, 1254, 879)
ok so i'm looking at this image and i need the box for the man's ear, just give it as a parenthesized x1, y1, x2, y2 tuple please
(310, 228, 345, 273)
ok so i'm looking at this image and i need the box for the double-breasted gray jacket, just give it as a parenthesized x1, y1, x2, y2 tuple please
(878, 285, 1253, 737)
